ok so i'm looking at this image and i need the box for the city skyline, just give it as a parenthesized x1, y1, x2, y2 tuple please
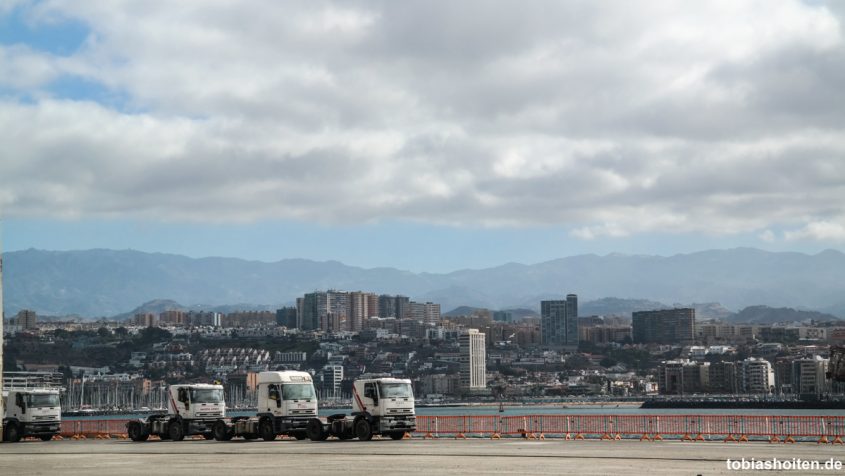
(2, 1, 845, 272)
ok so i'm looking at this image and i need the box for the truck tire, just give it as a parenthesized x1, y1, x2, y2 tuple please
(259, 419, 276, 441)
(293, 432, 307, 440)
(213, 421, 233, 441)
(40, 434, 55, 442)
(203, 433, 214, 440)
(127, 421, 149, 442)
(4, 423, 22, 443)
(388, 432, 405, 440)
(306, 418, 328, 441)
(354, 418, 373, 441)
(168, 421, 185, 441)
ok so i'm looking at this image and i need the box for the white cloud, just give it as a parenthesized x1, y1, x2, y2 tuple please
(785, 221, 845, 242)
(759, 229, 776, 242)
(0, 0, 844, 239)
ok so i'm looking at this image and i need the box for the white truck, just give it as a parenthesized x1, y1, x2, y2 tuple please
(126, 383, 225, 441)
(2, 388, 62, 442)
(212, 370, 316, 441)
(305, 377, 415, 441)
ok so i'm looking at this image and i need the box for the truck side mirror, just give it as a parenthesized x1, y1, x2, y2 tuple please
(16, 394, 26, 414)
(276, 398, 282, 408)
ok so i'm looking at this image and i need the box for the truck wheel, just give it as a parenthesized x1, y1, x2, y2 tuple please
(294, 433, 307, 440)
(388, 432, 406, 440)
(168, 421, 185, 441)
(259, 419, 276, 441)
(338, 431, 352, 440)
(213, 421, 232, 441)
(4, 423, 22, 443)
(203, 433, 214, 440)
(354, 418, 373, 441)
(40, 434, 55, 442)
(306, 418, 328, 441)
(127, 421, 149, 442)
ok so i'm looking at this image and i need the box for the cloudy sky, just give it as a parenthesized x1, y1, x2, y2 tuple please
(1, 0, 844, 271)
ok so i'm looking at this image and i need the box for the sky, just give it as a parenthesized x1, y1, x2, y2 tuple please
(1, 0, 845, 272)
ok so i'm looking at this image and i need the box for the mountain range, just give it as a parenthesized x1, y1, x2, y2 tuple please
(2, 247, 845, 319)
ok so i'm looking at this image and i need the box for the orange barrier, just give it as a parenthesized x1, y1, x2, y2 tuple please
(413, 415, 845, 443)
(58, 415, 845, 443)
(61, 419, 132, 438)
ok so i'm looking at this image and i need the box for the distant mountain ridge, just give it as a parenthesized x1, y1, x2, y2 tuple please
(727, 305, 841, 324)
(3, 247, 845, 318)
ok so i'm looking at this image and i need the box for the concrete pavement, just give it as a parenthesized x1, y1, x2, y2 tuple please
(1, 438, 843, 475)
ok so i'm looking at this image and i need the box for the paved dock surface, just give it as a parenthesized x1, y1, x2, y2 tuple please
(1, 438, 843, 475)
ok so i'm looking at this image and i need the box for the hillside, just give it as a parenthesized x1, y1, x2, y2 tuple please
(3, 248, 845, 318)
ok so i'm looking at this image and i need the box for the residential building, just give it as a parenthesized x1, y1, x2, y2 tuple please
(275, 307, 297, 328)
(540, 293, 578, 348)
(632, 308, 695, 345)
(459, 329, 487, 392)
(792, 356, 830, 397)
(741, 357, 774, 394)
(17, 310, 37, 330)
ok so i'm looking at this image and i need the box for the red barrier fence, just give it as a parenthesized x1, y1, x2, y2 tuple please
(414, 415, 845, 443)
(58, 415, 845, 443)
(60, 419, 131, 438)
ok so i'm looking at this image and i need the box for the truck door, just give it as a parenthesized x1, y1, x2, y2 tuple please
(364, 382, 379, 407)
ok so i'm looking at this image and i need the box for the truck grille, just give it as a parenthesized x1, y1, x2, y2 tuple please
(196, 412, 223, 418)
(290, 409, 316, 415)
(34, 415, 59, 421)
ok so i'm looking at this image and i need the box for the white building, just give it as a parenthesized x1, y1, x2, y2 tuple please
(792, 356, 830, 396)
(459, 328, 486, 392)
(741, 357, 774, 394)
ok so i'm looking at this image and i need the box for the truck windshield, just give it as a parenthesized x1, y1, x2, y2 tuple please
(282, 383, 315, 400)
(27, 394, 60, 407)
(190, 388, 224, 404)
(379, 382, 413, 399)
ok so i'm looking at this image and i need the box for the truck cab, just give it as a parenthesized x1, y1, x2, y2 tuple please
(169, 384, 226, 420)
(353, 378, 416, 437)
(213, 371, 317, 441)
(306, 377, 415, 442)
(127, 383, 224, 442)
(3, 388, 62, 442)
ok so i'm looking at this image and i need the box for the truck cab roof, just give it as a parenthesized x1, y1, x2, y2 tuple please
(257, 371, 313, 384)
(356, 378, 412, 385)
(170, 383, 223, 390)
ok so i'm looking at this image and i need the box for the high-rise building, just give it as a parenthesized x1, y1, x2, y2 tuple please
(298, 292, 328, 331)
(492, 311, 513, 323)
(320, 365, 344, 398)
(275, 307, 297, 328)
(16, 309, 37, 330)
(459, 329, 486, 391)
(133, 313, 158, 327)
(423, 302, 441, 324)
(349, 292, 374, 332)
(632, 308, 695, 345)
(792, 356, 830, 397)
(395, 296, 410, 320)
(741, 357, 774, 394)
(378, 294, 396, 318)
(657, 359, 707, 395)
(540, 293, 578, 348)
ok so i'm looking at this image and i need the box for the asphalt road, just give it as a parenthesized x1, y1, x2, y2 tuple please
(1, 438, 844, 475)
